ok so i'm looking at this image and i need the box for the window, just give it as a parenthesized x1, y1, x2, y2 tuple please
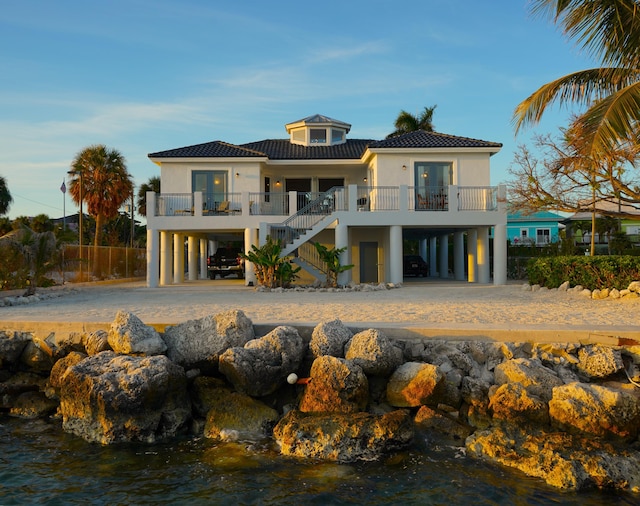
(310, 128, 326, 144)
(331, 129, 344, 143)
(536, 228, 550, 245)
(520, 229, 528, 239)
(192, 170, 227, 211)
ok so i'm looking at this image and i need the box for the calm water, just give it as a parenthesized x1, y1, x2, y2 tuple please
(0, 417, 634, 505)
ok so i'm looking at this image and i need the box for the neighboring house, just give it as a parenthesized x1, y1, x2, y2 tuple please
(145, 114, 507, 287)
(507, 210, 565, 246)
(563, 201, 640, 246)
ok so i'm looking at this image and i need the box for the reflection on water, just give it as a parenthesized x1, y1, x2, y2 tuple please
(0, 418, 635, 505)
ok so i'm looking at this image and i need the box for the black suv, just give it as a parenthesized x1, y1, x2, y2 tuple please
(207, 248, 245, 279)
(403, 255, 428, 277)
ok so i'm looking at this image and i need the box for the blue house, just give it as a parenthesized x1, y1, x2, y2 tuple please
(507, 211, 564, 246)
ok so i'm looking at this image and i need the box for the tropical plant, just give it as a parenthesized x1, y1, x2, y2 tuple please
(239, 236, 300, 288)
(0, 226, 58, 294)
(0, 217, 11, 236)
(313, 242, 354, 287)
(137, 176, 160, 217)
(30, 214, 54, 233)
(68, 145, 133, 250)
(0, 175, 12, 215)
(513, 0, 640, 155)
(387, 105, 437, 138)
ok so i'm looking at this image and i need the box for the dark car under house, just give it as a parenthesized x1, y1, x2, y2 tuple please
(403, 255, 428, 277)
(207, 247, 245, 279)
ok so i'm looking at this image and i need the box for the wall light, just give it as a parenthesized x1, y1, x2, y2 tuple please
(235, 172, 239, 178)
(363, 177, 367, 183)
(402, 165, 407, 171)
(275, 180, 281, 186)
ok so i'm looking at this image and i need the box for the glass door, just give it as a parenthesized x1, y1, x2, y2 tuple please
(414, 162, 452, 210)
(193, 171, 227, 212)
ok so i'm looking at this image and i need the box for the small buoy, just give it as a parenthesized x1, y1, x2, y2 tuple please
(296, 377, 311, 385)
(287, 373, 298, 384)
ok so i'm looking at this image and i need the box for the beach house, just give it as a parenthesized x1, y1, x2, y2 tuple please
(145, 114, 507, 287)
(507, 210, 565, 246)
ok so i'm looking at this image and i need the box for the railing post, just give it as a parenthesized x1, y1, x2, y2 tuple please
(147, 191, 157, 217)
(241, 191, 251, 215)
(448, 185, 458, 212)
(348, 184, 357, 212)
(194, 192, 203, 216)
(399, 185, 408, 212)
(288, 191, 297, 216)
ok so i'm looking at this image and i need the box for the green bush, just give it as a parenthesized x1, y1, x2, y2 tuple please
(526, 255, 640, 290)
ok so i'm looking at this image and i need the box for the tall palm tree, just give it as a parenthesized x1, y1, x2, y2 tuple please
(136, 176, 160, 217)
(513, 0, 640, 155)
(69, 145, 133, 249)
(0, 175, 12, 215)
(387, 105, 437, 138)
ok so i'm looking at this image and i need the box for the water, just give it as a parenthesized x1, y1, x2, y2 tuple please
(0, 417, 634, 505)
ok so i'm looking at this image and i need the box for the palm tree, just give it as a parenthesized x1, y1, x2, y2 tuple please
(513, 0, 640, 155)
(69, 145, 133, 249)
(136, 176, 160, 217)
(0, 175, 12, 215)
(387, 105, 437, 138)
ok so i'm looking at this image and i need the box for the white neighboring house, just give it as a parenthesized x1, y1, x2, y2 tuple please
(145, 114, 507, 287)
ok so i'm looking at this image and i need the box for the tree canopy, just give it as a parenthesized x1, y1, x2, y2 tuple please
(136, 176, 160, 217)
(513, 0, 640, 155)
(387, 105, 437, 138)
(69, 145, 133, 248)
(0, 175, 12, 216)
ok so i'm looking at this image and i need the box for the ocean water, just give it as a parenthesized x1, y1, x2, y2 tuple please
(0, 417, 634, 506)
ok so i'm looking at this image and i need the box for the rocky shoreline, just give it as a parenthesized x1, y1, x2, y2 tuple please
(1, 309, 640, 493)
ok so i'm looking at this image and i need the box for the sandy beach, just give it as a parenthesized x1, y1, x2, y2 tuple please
(1, 279, 639, 343)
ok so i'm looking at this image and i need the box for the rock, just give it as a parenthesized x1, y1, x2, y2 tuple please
(558, 281, 570, 291)
(201, 386, 279, 441)
(414, 406, 472, 441)
(577, 345, 624, 379)
(218, 326, 305, 397)
(344, 329, 403, 376)
(162, 310, 255, 371)
(19, 339, 55, 374)
(59, 351, 190, 444)
(108, 311, 167, 355)
(9, 391, 58, 419)
(488, 382, 550, 426)
(0, 371, 47, 410)
(273, 409, 414, 462)
(494, 358, 563, 402)
(309, 319, 353, 359)
(466, 425, 640, 491)
(628, 281, 640, 293)
(49, 351, 87, 390)
(83, 330, 111, 355)
(549, 382, 640, 440)
(386, 362, 444, 408)
(0, 330, 31, 369)
(298, 356, 368, 413)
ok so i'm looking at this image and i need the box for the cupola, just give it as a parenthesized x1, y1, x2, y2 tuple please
(285, 114, 351, 147)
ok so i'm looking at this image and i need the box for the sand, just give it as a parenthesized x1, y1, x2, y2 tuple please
(1, 280, 639, 343)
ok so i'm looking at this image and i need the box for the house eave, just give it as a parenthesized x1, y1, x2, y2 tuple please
(148, 156, 269, 165)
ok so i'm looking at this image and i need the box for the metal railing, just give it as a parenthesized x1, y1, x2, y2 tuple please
(409, 186, 448, 211)
(248, 192, 289, 215)
(458, 186, 497, 211)
(156, 193, 194, 216)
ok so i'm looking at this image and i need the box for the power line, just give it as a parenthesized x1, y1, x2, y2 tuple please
(11, 193, 65, 213)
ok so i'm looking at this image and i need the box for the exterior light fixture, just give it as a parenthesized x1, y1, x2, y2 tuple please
(363, 177, 367, 182)
(235, 172, 239, 178)
(275, 180, 281, 186)
(402, 165, 407, 170)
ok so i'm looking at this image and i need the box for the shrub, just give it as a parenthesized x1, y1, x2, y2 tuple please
(526, 256, 640, 290)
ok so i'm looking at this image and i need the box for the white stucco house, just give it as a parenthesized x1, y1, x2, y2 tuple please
(145, 114, 507, 288)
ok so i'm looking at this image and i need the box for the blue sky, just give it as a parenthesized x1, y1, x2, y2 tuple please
(1, 0, 594, 220)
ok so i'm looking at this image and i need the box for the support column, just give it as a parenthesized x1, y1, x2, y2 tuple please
(477, 226, 490, 284)
(187, 235, 198, 281)
(335, 222, 349, 286)
(419, 238, 427, 262)
(173, 233, 184, 284)
(453, 231, 465, 281)
(467, 228, 477, 283)
(493, 224, 507, 285)
(160, 231, 172, 286)
(199, 238, 207, 280)
(429, 236, 437, 277)
(244, 227, 258, 286)
(146, 229, 159, 288)
(389, 225, 403, 284)
(438, 234, 449, 279)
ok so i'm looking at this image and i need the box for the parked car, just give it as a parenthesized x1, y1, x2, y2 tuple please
(207, 247, 245, 279)
(403, 255, 428, 277)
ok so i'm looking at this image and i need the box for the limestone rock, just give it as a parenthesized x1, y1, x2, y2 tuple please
(577, 345, 624, 379)
(628, 280, 640, 292)
(59, 351, 190, 444)
(0, 330, 30, 369)
(82, 330, 111, 356)
(9, 391, 58, 419)
(549, 382, 640, 440)
(162, 310, 255, 371)
(108, 311, 167, 355)
(0, 372, 47, 410)
(414, 406, 472, 441)
(466, 425, 640, 491)
(273, 409, 414, 462)
(386, 362, 444, 408)
(298, 356, 368, 413)
(494, 358, 563, 401)
(49, 351, 87, 390)
(489, 382, 550, 426)
(219, 326, 305, 397)
(19, 339, 55, 374)
(344, 329, 403, 376)
(202, 386, 279, 441)
(309, 319, 353, 358)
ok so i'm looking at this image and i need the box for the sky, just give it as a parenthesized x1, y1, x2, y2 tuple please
(0, 0, 596, 221)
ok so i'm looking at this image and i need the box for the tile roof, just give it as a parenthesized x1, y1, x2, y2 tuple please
(148, 129, 501, 160)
